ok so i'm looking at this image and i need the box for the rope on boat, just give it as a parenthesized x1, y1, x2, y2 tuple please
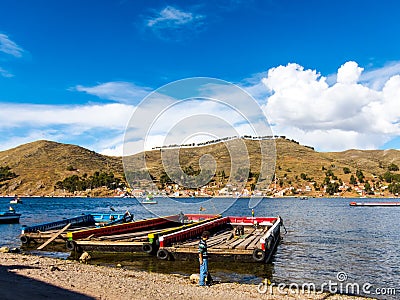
(280, 216, 288, 235)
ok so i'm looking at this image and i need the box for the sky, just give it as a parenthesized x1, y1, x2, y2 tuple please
(1, 0, 400, 156)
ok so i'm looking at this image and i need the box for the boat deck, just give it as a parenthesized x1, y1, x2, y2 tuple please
(172, 226, 267, 251)
(72, 226, 184, 252)
(157, 216, 282, 263)
(20, 225, 98, 245)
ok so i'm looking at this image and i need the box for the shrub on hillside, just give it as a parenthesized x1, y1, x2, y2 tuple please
(388, 163, 399, 172)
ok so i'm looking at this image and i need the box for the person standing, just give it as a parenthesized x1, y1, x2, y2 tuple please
(198, 230, 210, 286)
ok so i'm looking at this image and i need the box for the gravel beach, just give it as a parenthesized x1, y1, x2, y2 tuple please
(0, 252, 373, 300)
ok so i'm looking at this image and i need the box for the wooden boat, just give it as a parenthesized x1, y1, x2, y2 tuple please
(0, 208, 21, 224)
(65, 214, 219, 253)
(91, 211, 133, 225)
(350, 201, 400, 207)
(19, 212, 132, 250)
(156, 215, 283, 263)
(20, 214, 97, 248)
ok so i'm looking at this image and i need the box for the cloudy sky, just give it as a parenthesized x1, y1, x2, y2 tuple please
(1, 0, 400, 155)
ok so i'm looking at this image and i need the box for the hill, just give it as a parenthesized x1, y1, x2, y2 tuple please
(0, 140, 124, 196)
(1, 138, 399, 197)
(124, 137, 400, 197)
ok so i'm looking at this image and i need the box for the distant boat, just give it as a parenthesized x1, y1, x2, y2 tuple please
(10, 196, 22, 204)
(300, 196, 308, 200)
(0, 208, 21, 224)
(142, 195, 158, 204)
(350, 201, 400, 207)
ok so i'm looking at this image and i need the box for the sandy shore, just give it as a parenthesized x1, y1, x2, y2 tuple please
(0, 252, 373, 300)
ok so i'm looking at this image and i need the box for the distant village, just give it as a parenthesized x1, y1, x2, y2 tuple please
(1, 136, 399, 198)
(114, 136, 399, 199)
(117, 174, 398, 199)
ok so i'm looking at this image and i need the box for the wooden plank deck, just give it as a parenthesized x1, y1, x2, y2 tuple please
(170, 225, 268, 252)
(37, 223, 71, 250)
(21, 225, 99, 243)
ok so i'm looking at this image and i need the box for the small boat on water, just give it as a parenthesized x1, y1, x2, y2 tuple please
(350, 201, 400, 207)
(142, 195, 157, 204)
(10, 196, 22, 204)
(0, 207, 21, 224)
(91, 211, 133, 225)
(300, 196, 308, 200)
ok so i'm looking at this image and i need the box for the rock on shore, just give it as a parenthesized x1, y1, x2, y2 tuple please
(0, 253, 372, 300)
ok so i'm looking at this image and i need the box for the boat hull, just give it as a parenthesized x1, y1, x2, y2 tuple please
(157, 216, 282, 263)
(350, 202, 400, 207)
(0, 213, 21, 224)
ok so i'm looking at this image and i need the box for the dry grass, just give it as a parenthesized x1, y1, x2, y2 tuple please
(1, 138, 399, 196)
(0, 140, 123, 196)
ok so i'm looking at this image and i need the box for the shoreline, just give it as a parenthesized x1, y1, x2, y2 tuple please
(1, 195, 399, 199)
(0, 252, 373, 300)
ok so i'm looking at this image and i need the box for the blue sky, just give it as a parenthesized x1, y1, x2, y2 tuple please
(1, 0, 400, 155)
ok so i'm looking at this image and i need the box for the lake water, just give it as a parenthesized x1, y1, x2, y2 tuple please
(1, 196, 399, 298)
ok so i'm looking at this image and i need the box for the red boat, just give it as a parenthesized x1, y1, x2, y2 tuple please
(350, 201, 400, 206)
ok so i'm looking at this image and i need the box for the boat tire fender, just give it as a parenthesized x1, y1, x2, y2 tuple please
(66, 240, 76, 251)
(20, 235, 30, 244)
(157, 249, 169, 260)
(142, 243, 153, 254)
(252, 248, 266, 262)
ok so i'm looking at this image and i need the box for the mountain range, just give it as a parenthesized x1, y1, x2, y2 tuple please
(0, 138, 399, 197)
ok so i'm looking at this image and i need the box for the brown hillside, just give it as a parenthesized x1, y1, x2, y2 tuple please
(125, 138, 400, 196)
(323, 149, 400, 175)
(1, 138, 399, 196)
(0, 140, 123, 196)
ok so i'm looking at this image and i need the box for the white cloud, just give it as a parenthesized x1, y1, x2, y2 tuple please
(0, 33, 24, 57)
(240, 72, 271, 103)
(122, 78, 273, 156)
(0, 67, 14, 78)
(147, 6, 203, 29)
(337, 61, 363, 84)
(0, 102, 135, 154)
(74, 82, 152, 104)
(3, 61, 400, 156)
(360, 61, 400, 90)
(0, 103, 134, 129)
(262, 62, 400, 151)
(0, 33, 25, 78)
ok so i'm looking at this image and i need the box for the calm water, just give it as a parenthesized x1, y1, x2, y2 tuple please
(1, 196, 399, 298)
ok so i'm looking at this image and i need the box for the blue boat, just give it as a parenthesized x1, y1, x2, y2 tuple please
(21, 214, 95, 233)
(0, 207, 21, 224)
(91, 211, 133, 225)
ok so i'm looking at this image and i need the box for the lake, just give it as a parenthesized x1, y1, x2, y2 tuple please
(1, 196, 399, 298)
